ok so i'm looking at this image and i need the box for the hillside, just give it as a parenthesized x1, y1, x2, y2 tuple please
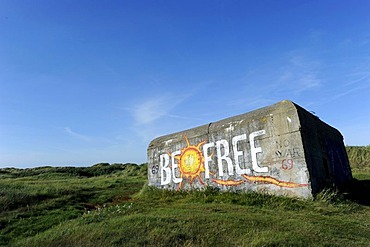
(0, 147, 369, 246)
(346, 145, 370, 170)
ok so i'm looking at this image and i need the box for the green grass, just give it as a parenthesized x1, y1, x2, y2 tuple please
(0, 164, 146, 246)
(346, 145, 370, 169)
(1, 162, 370, 246)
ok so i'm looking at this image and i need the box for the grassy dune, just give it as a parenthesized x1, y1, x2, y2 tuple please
(346, 145, 370, 172)
(1, 149, 369, 246)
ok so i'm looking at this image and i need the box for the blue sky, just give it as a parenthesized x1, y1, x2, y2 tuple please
(1, 1, 369, 168)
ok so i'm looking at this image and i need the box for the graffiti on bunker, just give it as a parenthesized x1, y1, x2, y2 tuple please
(148, 100, 353, 198)
(157, 130, 308, 190)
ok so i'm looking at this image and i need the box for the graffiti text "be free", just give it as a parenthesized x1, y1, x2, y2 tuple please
(160, 130, 267, 185)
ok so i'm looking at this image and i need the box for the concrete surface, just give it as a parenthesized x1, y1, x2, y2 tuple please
(147, 100, 352, 198)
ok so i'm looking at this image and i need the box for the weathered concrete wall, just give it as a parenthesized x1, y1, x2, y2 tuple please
(147, 100, 352, 198)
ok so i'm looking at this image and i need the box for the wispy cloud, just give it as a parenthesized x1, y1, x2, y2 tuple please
(294, 74, 321, 94)
(279, 53, 322, 95)
(131, 93, 190, 125)
(319, 70, 370, 104)
(64, 127, 92, 142)
(165, 114, 206, 121)
(343, 69, 370, 86)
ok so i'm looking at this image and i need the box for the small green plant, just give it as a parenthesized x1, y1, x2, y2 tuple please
(315, 187, 341, 203)
(80, 202, 135, 224)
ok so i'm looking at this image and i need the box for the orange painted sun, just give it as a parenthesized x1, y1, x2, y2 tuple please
(175, 134, 206, 189)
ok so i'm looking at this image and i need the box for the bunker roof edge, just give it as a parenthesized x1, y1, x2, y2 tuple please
(147, 99, 300, 149)
(292, 101, 344, 140)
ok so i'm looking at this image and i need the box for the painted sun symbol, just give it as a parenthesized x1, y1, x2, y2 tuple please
(175, 134, 206, 189)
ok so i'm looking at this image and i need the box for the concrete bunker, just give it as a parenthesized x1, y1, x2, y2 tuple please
(147, 100, 352, 198)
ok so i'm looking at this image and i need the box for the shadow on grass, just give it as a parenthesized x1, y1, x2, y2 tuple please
(341, 179, 370, 206)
